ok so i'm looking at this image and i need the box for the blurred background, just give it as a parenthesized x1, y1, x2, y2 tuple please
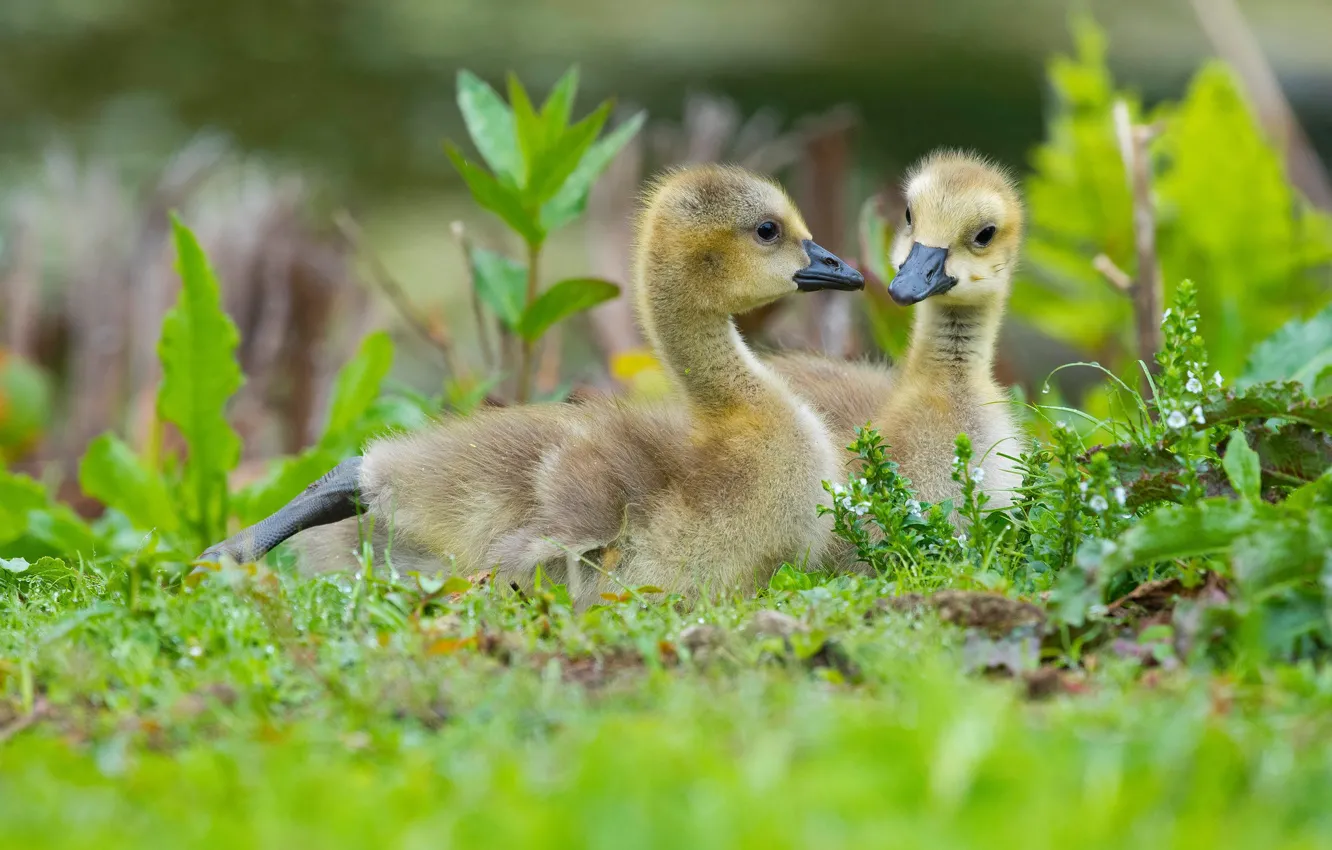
(2, 0, 1331, 512)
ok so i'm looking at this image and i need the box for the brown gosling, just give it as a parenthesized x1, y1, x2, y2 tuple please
(198, 164, 864, 607)
(768, 149, 1024, 514)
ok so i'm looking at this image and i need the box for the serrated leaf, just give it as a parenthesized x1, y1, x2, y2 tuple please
(1077, 499, 1270, 585)
(541, 109, 646, 232)
(470, 247, 528, 330)
(0, 555, 79, 589)
(1240, 301, 1332, 391)
(0, 556, 28, 574)
(79, 433, 179, 534)
(527, 101, 611, 206)
(517, 278, 619, 343)
(159, 216, 244, 546)
(540, 66, 580, 140)
(1223, 430, 1262, 503)
(456, 70, 521, 185)
(1201, 384, 1332, 432)
(445, 144, 545, 246)
(323, 330, 394, 438)
(508, 74, 544, 189)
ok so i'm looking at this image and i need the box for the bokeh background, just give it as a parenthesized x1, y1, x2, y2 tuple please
(3, 0, 1331, 511)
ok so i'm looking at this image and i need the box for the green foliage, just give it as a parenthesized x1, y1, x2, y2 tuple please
(0, 351, 52, 462)
(0, 471, 96, 562)
(820, 427, 959, 586)
(158, 216, 245, 549)
(233, 330, 398, 526)
(516, 278, 620, 343)
(78, 435, 179, 535)
(1015, 17, 1332, 381)
(448, 67, 644, 251)
(1241, 300, 1332, 391)
(469, 245, 529, 329)
(447, 67, 645, 402)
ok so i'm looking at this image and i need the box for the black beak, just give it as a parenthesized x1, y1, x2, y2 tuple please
(888, 243, 957, 305)
(793, 239, 865, 292)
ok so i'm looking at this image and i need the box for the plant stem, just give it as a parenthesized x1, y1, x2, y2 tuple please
(516, 241, 541, 403)
(1112, 100, 1163, 401)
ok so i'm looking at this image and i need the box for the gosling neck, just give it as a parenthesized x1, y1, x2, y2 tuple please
(637, 279, 775, 415)
(901, 297, 1004, 385)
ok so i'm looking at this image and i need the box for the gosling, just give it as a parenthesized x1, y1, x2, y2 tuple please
(199, 164, 864, 607)
(768, 149, 1024, 513)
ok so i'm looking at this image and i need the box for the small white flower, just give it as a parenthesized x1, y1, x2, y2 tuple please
(840, 496, 853, 510)
(854, 502, 869, 516)
(955, 531, 968, 544)
(1078, 480, 1089, 494)
(858, 477, 868, 488)
(1055, 420, 1068, 430)
(1161, 308, 1173, 325)
(1089, 494, 1109, 513)
(832, 484, 846, 496)
(970, 467, 986, 484)
(1192, 405, 1206, 425)
(1166, 410, 1187, 430)
(1113, 486, 1127, 506)
(188, 645, 203, 658)
(1186, 376, 1203, 394)
(1212, 371, 1223, 388)
(906, 499, 922, 515)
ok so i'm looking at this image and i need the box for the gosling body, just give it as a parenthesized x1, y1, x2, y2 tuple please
(203, 165, 863, 607)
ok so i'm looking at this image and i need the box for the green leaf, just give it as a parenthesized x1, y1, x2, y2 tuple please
(1315, 366, 1332, 399)
(1240, 301, 1332, 391)
(233, 331, 395, 527)
(1080, 499, 1269, 581)
(445, 374, 504, 416)
(323, 331, 395, 438)
(0, 556, 80, 589)
(516, 278, 620, 343)
(527, 101, 611, 205)
(541, 109, 646, 233)
(233, 448, 342, 527)
(455, 70, 521, 185)
(508, 74, 545, 189)
(441, 575, 473, 594)
(540, 66, 580, 140)
(445, 144, 545, 246)
(78, 433, 179, 534)
(0, 471, 47, 545)
(470, 247, 528, 330)
(1223, 431, 1262, 503)
(159, 216, 244, 546)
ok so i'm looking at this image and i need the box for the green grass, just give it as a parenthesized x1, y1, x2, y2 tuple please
(4, 563, 1332, 849)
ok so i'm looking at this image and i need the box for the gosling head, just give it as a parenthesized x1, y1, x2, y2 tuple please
(887, 150, 1024, 308)
(636, 164, 864, 317)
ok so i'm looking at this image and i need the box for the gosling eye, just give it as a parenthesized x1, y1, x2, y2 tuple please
(755, 220, 781, 244)
(973, 225, 997, 248)
(904, 207, 912, 227)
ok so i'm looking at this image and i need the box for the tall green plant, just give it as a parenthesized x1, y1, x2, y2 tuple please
(448, 67, 644, 401)
(1013, 15, 1332, 383)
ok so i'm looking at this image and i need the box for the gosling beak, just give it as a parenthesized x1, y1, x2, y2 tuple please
(888, 243, 957, 305)
(794, 240, 865, 292)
